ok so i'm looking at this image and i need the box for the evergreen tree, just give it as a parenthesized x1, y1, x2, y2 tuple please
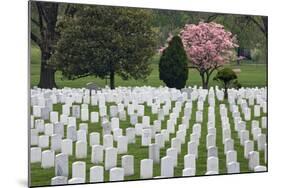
(159, 36, 188, 89)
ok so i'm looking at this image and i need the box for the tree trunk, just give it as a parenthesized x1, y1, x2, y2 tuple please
(200, 72, 209, 89)
(32, 2, 59, 89)
(109, 70, 115, 90)
(202, 81, 208, 89)
(237, 60, 240, 66)
(38, 51, 57, 89)
(224, 86, 228, 99)
(200, 73, 209, 89)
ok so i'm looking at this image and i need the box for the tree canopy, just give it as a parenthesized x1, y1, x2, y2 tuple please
(180, 22, 238, 89)
(52, 5, 157, 89)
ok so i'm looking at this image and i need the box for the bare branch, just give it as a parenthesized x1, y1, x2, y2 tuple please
(246, 16, 266, 35)
(31, 32, 41, 47)
(31, 18, 41, 28)
(35, 3, 45, 40)
(70, 73, 92, 80)
(206, 14, 221, 23)
(36, 3, 49, 24)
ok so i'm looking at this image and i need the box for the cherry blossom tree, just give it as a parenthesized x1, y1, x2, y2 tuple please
(180, 22, 238, 89)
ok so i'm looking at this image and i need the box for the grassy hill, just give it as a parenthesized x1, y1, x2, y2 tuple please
(30, 46, 267, 88)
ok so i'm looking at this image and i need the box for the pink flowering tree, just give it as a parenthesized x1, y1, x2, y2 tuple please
(180, 22, 238, 89)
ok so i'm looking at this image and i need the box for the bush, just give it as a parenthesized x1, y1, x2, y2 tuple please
(213, 68, 240, 99)
(159, 36, 188, 89)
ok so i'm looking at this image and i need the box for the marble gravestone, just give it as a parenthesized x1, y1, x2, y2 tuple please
(55, 153, 69, 177)
(140, 159, 153, 179)
(90, 166, 104, 182)
(109, 168, 124, 181)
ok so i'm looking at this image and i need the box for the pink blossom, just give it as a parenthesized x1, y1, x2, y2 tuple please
(180, 22, 238, 71)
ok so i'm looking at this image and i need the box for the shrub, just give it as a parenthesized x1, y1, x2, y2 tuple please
(213, 68, 241, 99)
(159, 36, 188, 89)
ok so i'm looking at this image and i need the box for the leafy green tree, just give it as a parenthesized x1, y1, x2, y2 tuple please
(213, 68, 241, 99)
(159, 36, 188, 89)
(52, 5, 157, 89)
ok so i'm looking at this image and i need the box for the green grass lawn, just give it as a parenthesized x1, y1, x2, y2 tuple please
(30, 46, 267, 186)
(30, 99, 267, 186)
(30, 46, 267, 88)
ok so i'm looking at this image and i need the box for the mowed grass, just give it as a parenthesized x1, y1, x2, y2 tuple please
(30, 99, 267, 187)
(30, 46, 267, 186)
(30, 46, 267, 88)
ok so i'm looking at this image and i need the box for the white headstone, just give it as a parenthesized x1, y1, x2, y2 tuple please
(72, 105, 80, 118)
(206, 134, 216, 149)
(51, 176, 68, 185)
(75, 141, 87, 159)
(90, 166, 104, 182)
(103, 134, 113, 149)
(167, 148, 178, 167)
(226, 150, 237, 164)
(90, 112, 99, 123)
(50, 111, 59, 123)
(105, 147, 117, 170)
(79, 123, 88, 134)
(41, 150, 55, 168)
(91, 145, 103, 164)
(126, 128, 136, 144)
(182, 168, 196, 176)
(240, 130, 249, 146)
(121, 155, 134, 176)
(207, 146, 218, 158)
(130, 114, 138, 125)
(51, 134, 62, 152)
(38, 135, 49, 148)
(244, 140, 254, 159)
(149, 143, 160, 164)
(61, 139, 73, 156)
(224, 139, 234, 154)
(227, 162, 240, 173)
(155, 134, 165, 149)
(161, 156, 174, 177)
(109, 167, 124, 181)
(171, 138, 181, 154)
(44, 123, 54, 136)
(111, 117, 120, 130)
(72, 161, 86, 180)
(117, 136, 128, 154)
(249, 151, 260, 170)
(257, 134, 266, 151)
(68, 177, 85, 184)
(188, 141, 198, 158)
(89, 132, 100, 146)
(254, 165, 267, 172)
(30, 147, 41, 163)
(67, 126, 77, 141)
(261, 117, 267, 129)
(30, 129, 38, 146)
(161, 129, 169, 142)
(184, 154, 196, 170)
(81, 108, 89, 121)
(55, 153, 69, 177)
(142, 128, 152, 146)
(207, 157, 219, 173)
(77, 130, 87, 142)
(140, 159, 153, 179)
